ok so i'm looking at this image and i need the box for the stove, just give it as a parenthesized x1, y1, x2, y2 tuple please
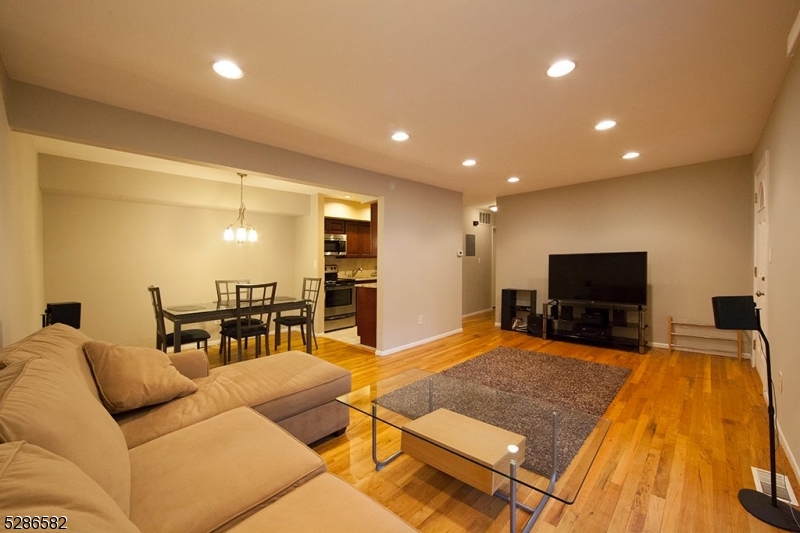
(324, 265, 356, 331)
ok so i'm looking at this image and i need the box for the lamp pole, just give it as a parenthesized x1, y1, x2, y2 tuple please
(737, 308, 799, 531)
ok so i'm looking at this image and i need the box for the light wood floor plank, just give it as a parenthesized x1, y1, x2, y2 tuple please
(212, 311, 799, 532)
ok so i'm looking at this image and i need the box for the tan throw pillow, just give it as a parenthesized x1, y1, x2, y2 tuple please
(83, 341, 198, 414)
(0, 441, 139, 533)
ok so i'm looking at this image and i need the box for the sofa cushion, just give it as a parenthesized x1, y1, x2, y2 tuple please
(0, 441, 140, 533)
(0, 323, 100, 401)
(83, 341, 198, 414)
(115, 351, 351, 448)
(167, 349, 209, 380)
(227, 473, 418, 532)
(0, 358, 131, 515)
(128, 407, 325, 533)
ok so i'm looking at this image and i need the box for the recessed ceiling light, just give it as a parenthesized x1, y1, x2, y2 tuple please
(622, 152, 640, 159)
(595, 120, 617, 131)
(213, 60, 244, 79)
(507, 176, 520, 183)
(489, 205, 498, 212)
(462, 159, 477, 167)
(547, 60, 576, 78)
(391, 131, 409, 142)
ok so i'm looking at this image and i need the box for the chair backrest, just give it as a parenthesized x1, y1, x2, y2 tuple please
(215, 279, 250, 303)
(301, 277, 322, 320)
(234, 282, 277, 328)
(147, 286, 168, 346)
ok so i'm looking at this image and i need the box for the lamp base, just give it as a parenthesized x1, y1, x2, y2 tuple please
(739, 489, 800, 531)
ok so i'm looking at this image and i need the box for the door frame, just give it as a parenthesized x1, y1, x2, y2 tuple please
(753, 151, 769, 392)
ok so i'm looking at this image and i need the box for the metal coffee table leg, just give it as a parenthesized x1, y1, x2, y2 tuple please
(496, 411, 559, 533)
(371, 403, 402, 470)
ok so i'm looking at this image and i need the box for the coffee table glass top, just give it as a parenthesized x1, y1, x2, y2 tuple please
(336, 368, 611, 504)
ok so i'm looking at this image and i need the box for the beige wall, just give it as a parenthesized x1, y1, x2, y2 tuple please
(5, 82, 463, 353)
(0, 61, 44, 346)
(753, 49, 800, 476)
(496, 155, 753, 346)
(40, 156, 303, 346)
(323, 199, 371, 221)
(462, 207, 494, 316)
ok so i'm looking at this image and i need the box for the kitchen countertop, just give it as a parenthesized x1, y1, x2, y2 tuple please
(356, 283, 378, 288)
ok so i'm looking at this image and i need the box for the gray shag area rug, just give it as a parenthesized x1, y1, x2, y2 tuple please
(376, 346, 630, 479)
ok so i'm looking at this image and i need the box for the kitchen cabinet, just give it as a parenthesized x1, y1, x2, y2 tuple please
(370, 202, 378, 257)
(356, 285, 377, 347)
(324, 218, 346, 234)
(346, 220, 371, 257)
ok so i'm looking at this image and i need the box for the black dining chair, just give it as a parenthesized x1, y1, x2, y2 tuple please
(215, 279, 252, 357)
(220, 282, 277, 364)
(274, 277, 321, 351)
(147, 286, 211, 353)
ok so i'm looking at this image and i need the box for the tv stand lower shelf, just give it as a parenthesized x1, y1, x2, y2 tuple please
(542, 300, 647, 354)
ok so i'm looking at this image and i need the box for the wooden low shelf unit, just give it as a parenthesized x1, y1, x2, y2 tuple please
(668, 316, 743, 360)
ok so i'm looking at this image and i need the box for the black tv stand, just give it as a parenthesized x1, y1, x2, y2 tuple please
(542, 300, 647, 353)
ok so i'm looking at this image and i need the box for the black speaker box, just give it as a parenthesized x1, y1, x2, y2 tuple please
(44, 302, 81, 329)
(612, 309, 628, 327)
(711, 296, 758, 330)
(527, 314, 543, 337)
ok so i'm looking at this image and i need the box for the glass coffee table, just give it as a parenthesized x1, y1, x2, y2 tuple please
(336, 368, 611, 533)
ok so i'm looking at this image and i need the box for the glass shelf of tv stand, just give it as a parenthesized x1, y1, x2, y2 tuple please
(335, 368, 611, 507)
(543, 299, 648, 353)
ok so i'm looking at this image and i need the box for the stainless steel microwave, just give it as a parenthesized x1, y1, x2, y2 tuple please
(324, 234, 347, 256)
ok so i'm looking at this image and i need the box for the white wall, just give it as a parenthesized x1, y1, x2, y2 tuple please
(0, 62, 44, 346)
(496, 156, 753, 345)
(753, 49, 800, 476)
(6, 82, 463, 353)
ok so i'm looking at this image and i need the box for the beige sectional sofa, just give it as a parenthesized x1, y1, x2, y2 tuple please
(0, 324, 416, 533)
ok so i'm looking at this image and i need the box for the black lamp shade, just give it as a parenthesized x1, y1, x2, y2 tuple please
(712, 296, 758, 330)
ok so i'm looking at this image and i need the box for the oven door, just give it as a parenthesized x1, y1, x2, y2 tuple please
(325, 285, 355, 317)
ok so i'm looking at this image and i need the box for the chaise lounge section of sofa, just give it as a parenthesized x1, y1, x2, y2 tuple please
(0, 323, 352, 447)
(0, 324, 416, 533)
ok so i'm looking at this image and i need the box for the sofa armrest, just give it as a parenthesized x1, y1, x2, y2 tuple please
(167, 349, 209, 379)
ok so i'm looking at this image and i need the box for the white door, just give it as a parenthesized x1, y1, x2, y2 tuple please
(753, 153, 769, 395)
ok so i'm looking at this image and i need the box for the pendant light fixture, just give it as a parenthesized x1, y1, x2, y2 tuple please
(223, 173, 258, 243)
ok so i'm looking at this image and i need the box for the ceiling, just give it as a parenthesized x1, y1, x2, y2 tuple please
(1, 1, 799, 209)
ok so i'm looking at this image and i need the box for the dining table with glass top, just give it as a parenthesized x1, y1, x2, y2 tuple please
(161, 296, 313, 359)
(336, 368, 611, 533)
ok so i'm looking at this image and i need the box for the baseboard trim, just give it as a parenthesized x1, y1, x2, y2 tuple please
(777, 419, 800, 483)
(463, 308, 493, 318)
(376, 328, 463, 356)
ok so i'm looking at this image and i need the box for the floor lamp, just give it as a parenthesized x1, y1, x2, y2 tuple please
(712, 295, 800, 531)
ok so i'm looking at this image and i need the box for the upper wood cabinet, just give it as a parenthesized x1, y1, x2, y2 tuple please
(346, 220, 372, 257)
(324, 218, 346, 234)
(370, 203, 378, 258)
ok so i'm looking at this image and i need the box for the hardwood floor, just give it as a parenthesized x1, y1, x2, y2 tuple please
(210, 311, 800, 532)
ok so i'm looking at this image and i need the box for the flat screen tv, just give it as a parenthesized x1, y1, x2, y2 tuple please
(548, 251, 647, 305)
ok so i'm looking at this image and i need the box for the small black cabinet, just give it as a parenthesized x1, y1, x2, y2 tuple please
(543, 300, 647, 353)
(501, 289, 536, 332)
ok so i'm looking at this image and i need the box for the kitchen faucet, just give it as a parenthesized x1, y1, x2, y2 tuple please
(352, 267, 363, 277)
